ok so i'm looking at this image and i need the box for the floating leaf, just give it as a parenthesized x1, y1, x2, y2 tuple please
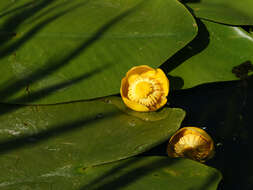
(0, 96, 185, 178)
(0, 156, 222, 190)
(185, 0, 253, 25)
(163, 19, 253, 90)
(0, 0, 197, 104)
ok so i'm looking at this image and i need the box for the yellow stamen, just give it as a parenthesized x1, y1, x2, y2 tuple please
(128, 77, 162, 107)
(167, 127, 215, 162)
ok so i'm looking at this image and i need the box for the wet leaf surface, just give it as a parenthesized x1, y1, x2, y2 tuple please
(0, 156, 222, 190)
(161, 19, 253, 90)
(185, 0, 253, 25)
(0, 0, 197, 104)
(0, 96, 185, 178)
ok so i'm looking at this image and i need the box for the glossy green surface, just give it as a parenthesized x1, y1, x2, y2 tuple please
(186, 0, 253, 25)
(164, 19, 253, 90)
(0, 156, 222, 190)
(0, 0, 197, 104)
(0, 96, 185, 177)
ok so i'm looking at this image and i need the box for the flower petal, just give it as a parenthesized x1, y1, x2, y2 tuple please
(121, 96, 149, 112)
(155, 68, 169, 97)
(140, 70, 156, 78)
(127, 74, 139, 85)
(156, 97, 168, 110)
(126, 65, 154, 77)
(120, 77, 129, 97)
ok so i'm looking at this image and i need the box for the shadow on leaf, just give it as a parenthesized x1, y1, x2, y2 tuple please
(80, 157, 179, 190)
(0, 0, 146, 115)
(0, 106, 120, 154)
(160, 18, 210, 90)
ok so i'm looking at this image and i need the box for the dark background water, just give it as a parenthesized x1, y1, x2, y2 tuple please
(143, 74, 253, 190)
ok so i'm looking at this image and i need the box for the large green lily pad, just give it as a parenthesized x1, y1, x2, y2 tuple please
(0, 96, 185, 177)
(185, 0, 253, 25)
(0, 0, 197, 104)
(164, 19, 253, 90)
(0, 156, 222, 190)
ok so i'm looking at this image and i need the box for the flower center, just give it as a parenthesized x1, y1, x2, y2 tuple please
(128, 77, 162, 107)
(174, 134, 210, 160)
(135, 81, 153, 98)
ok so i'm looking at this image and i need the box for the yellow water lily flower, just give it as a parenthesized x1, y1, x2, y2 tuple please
(167, 127, 215, 162)
(120, 65, 169, 112)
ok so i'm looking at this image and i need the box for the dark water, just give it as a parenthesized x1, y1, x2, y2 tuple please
(143, 75, 253, 190)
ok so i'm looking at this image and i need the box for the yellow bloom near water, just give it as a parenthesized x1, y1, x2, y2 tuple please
(120, 65, 169, 112)
(167, 127, 215, 162)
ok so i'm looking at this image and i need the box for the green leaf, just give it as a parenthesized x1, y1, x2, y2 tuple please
(185, 0, 253, 25)
(0, 96, 185, 177)
(0, 156, 222, 190)
(163, 19, 253, 90)
(0, 0, 197, 104)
